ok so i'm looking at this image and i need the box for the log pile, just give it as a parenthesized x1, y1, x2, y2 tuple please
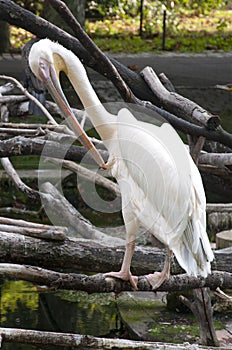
(0, 0, 231, 349)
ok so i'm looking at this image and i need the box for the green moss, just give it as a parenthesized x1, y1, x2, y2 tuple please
(117, 293, 224, 344)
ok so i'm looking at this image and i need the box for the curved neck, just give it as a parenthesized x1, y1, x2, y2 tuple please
(63, 49, 116, 141)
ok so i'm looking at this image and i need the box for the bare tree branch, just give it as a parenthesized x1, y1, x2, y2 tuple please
(207, 203, 232, 213)
(0, 136, 108, 163)
(140, 66, 220, 130)
(0, 75, 57, 125)
(200, 153, 232, 167)
(40, 182, 124, 245)
(48, 0, 137, 105)
(46, 157, 121, 197)
(1, 157, 40, 200)
(0, 263, 231, 293)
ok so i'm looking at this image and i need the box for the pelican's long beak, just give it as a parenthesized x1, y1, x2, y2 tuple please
(215, 84, 232, 92)
(38, 57, 106, 169)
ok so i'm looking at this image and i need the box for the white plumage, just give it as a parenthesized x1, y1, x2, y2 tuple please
(29, 39, 214, 289)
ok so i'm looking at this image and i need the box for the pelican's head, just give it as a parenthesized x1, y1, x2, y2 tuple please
(28, 39, 106, 169)
(29, 39, 68, 83)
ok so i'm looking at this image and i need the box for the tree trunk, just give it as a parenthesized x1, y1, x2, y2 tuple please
(0, 21, 10, 53)
(192, 288, 219, 347)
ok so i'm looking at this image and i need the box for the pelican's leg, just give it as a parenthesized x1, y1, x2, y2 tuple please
(104, 218, 139, 290)
(146, 248, 173, 290)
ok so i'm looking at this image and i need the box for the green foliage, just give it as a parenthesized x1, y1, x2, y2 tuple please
(13, 0, 44, 15)
(90, 27, 232, 53)
(216, 17, 228, 31)
(186, 0, 226, 13)
(85, 0, 229, 19)
(86, 0, 229, 39)
(86, 0, 121, 17)
(10, 1, 232, 54)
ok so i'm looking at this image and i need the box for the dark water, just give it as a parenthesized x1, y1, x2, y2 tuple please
(0, 280, 119, 349)
(1, 280, 231, 349)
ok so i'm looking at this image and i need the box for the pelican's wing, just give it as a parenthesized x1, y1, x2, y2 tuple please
(116, 108, 192, 244)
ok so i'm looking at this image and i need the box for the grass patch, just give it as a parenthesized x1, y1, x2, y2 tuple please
(85, 9, 232, 53)
(92, 31, 232, 53)
(10, 9, 232, 53)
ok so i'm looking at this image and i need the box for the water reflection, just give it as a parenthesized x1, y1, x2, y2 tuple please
(0, 280, 118, 350)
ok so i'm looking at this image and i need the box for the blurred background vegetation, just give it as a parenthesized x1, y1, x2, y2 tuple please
(1, 0, 232, 53)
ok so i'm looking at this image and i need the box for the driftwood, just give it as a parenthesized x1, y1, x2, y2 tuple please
(39, 182, 124, 245)
(0, 327, 222, 349)
(140, 66, 219, 130)
(0, 217, 67, 240)
(0, 119, 231, 172)
(0, 263, 231, 293)
(0, 230, 230, 275)
(181, 288, 219, 347)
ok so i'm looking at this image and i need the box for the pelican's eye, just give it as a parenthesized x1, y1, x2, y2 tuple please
(38, 57, 51, 83)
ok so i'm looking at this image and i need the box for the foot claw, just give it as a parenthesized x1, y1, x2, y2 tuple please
(145, 271, 169, 290)
(104, 271, 138, 290)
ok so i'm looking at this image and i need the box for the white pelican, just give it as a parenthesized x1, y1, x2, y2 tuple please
(29, 39, 214, 289)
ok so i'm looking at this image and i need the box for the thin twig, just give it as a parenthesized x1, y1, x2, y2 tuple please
(0, 75, 57, 125)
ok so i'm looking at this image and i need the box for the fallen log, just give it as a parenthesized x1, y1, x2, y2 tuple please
(0, 263, 231, 293)
(0, 327, 221, 349)
(207, 203, 232, 213)
(216, 230, 232, 249)
(208, 212, 232, 235)
(0, 231, 231, 275)
(140, 66, 220, 130)
(0, 217, 67, 241)
(0, 136, 108, 163)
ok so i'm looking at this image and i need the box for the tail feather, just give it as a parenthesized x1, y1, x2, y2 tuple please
(173, 158, 214, 277)
(173, 216, 214, 277)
